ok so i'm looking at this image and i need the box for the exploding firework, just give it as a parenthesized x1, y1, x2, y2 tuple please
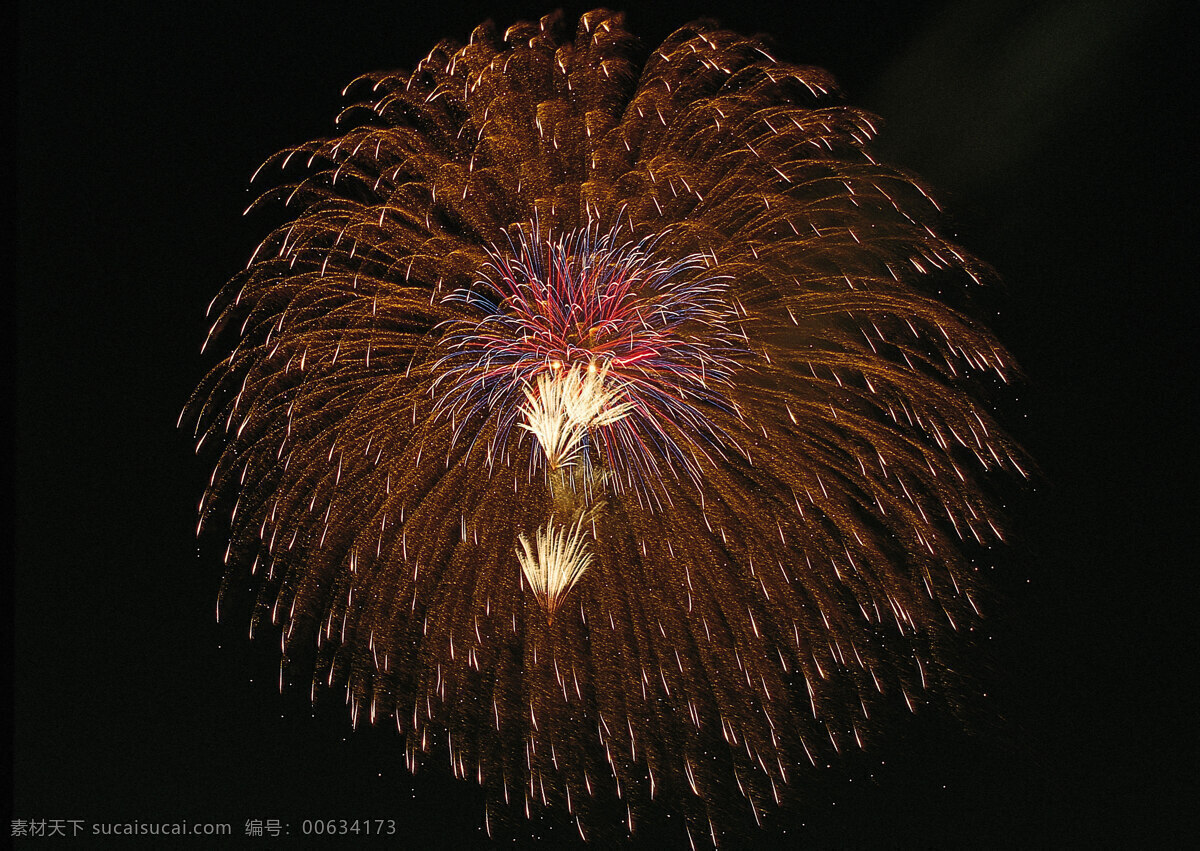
(185, 9, 1025, 844)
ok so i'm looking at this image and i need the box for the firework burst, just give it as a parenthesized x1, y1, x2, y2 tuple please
(436, 220, 741, 495)
(516, 513, 595, 618)
(186, 9, 1025, 844)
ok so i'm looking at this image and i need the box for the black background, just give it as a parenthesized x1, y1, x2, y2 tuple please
(16, 0, 1195, 846)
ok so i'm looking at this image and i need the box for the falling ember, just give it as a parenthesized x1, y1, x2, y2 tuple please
(186, 8, 1026, 845)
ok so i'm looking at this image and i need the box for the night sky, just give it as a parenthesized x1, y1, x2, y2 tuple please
(16, 0, 1194, 847)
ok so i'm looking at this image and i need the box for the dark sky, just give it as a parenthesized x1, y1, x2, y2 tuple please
(16, 0, 1194, 847)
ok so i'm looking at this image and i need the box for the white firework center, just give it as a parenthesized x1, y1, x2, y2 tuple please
(517, 360, 632, 613)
